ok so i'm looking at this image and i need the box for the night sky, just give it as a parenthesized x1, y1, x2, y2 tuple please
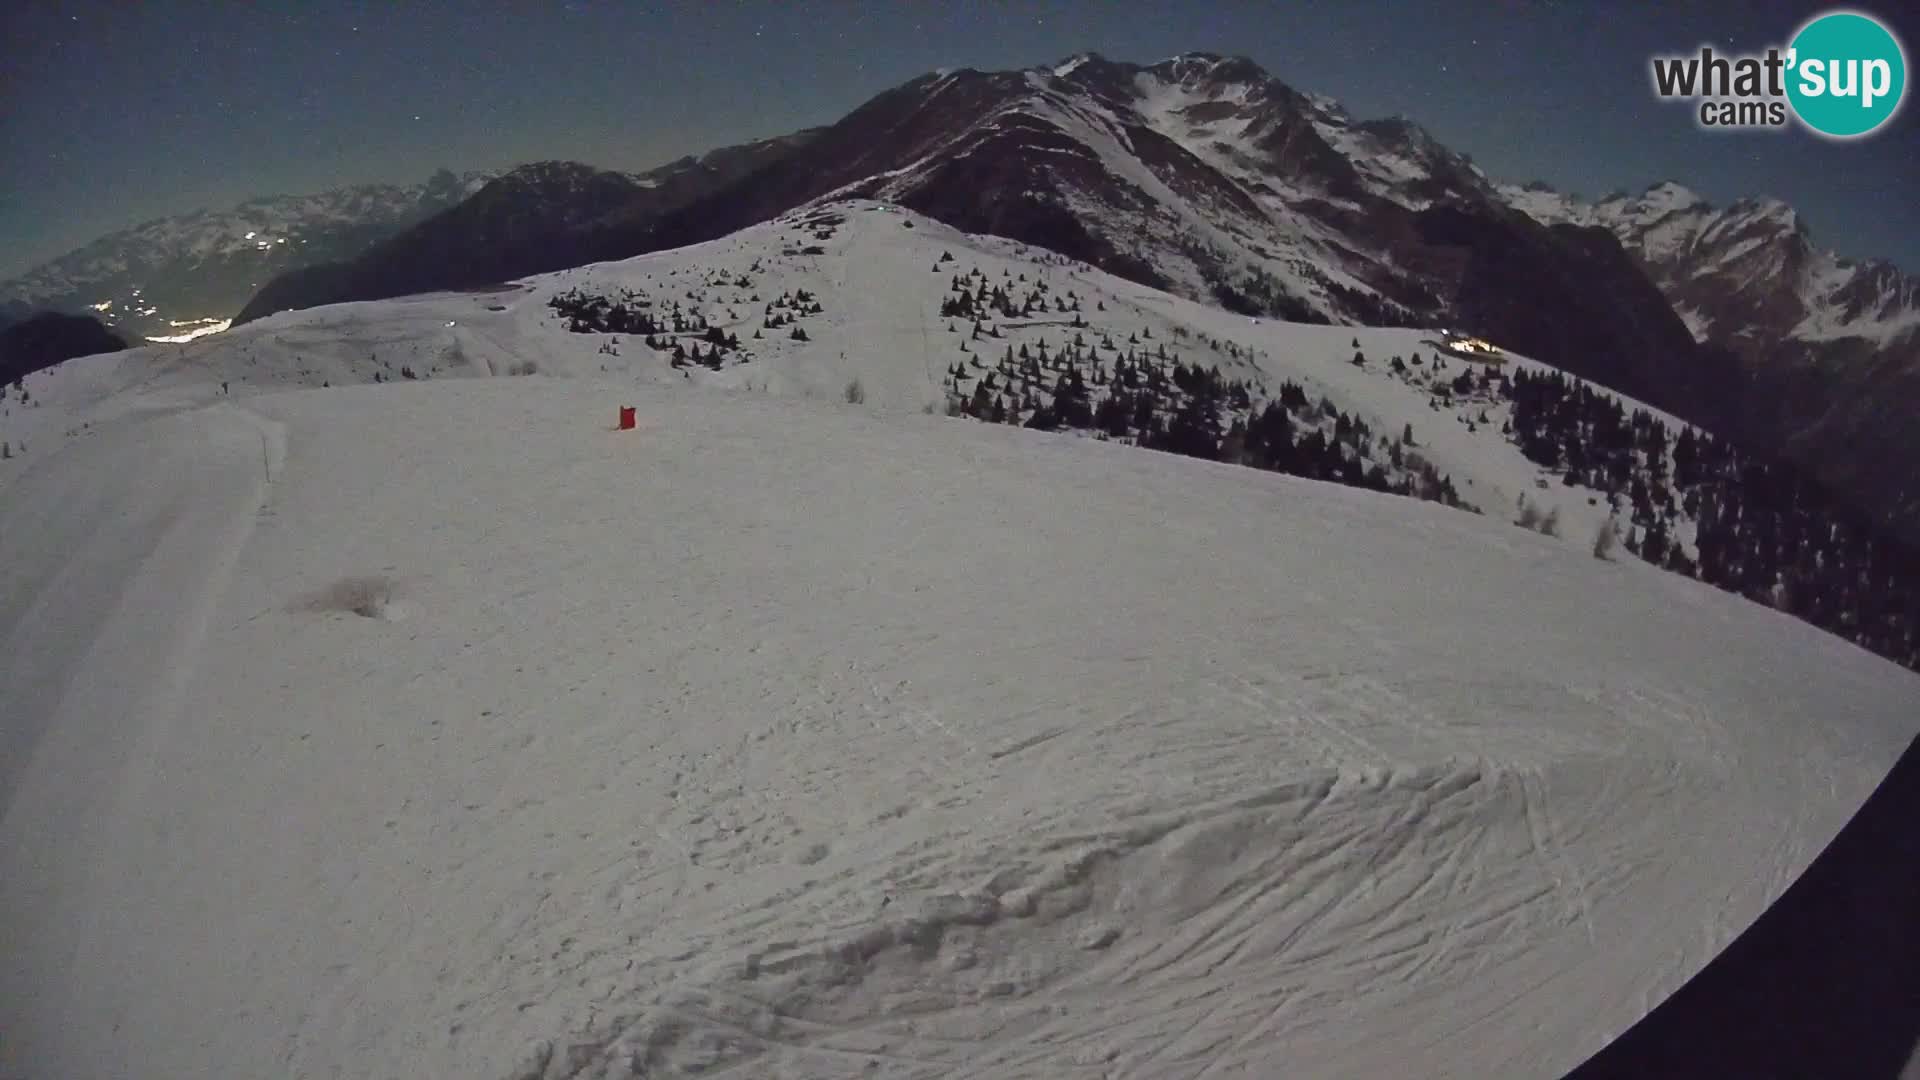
(3, 0, 1915, 278)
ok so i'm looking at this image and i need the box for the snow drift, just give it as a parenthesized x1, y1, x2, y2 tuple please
(3, 374, 1915, 1079)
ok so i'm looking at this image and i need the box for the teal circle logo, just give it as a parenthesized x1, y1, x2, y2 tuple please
(1786, 11, 1907, 138)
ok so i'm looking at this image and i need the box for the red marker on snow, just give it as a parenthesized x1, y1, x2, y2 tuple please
(618, 406, 636, 430)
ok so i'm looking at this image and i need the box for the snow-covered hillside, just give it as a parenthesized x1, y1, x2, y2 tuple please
(3, 199, 1919, 1079)
(5, 373, 1917, 1078)
(2, 201, 1702, 570)
(3, 197, 1920, 1068)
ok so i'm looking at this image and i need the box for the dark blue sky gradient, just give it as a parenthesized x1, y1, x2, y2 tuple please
(2, 0, 1914, 277)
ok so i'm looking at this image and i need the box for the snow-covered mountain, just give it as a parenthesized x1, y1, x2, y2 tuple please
(220, 53, 1920, 545)
(0, 202, 1648, 553)
(27, 50, 1917, 542)
(237, 53, 1546, 340)
(615, 51, 1920, 547)
(0, 170, 495, 342)
(4, 201, 1917, 1079)
(235, 52, 1695, 373)
(102, 49, 1920, 544)
(1503, 179, 1920, 544)
(599, 54, 1724, 467)
(644, 53, 1547, 322)
(233, 132, 823, 326)
(1502, 179, 1920, 350)
(228, 161, 659, 329)
(12, 200, 1917, 668)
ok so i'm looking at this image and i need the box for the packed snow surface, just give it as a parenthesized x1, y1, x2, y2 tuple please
(4, 375, 1916, 1080)
(2, 204, 1917, 1079)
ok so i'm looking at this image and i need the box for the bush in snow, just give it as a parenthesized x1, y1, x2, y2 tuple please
(1593, 519, 1619, 560)
(1514, 497, 1561, 538)
(1540, 506, 1562, 538)
(843, 378, 866, 405)
(1515, 497, 1543, 532)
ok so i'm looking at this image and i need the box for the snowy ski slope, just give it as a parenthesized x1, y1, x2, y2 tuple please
(3, 202, 1703, 565)
(2, 203, 1917, 1079)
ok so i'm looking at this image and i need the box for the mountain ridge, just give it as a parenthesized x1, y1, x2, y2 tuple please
(0, 170, 496, 341)
(45, 48, 1920, 540)
(1501, 178, 1919, 349)
(0, 311, 126, 387)
(17, 198, 1918, 673)
(231, 130, 824, 326)
(614, 51, 1731, 459)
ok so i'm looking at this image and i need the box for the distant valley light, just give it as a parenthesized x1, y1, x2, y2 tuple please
(145, 318, 231, 344)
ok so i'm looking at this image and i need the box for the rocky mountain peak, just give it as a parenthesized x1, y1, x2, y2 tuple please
(1639, 180, 1710, 213)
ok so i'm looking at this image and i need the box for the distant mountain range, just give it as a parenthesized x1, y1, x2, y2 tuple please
(9, 51, 1917, 541)
(241, 52, 1719, 406)
(231, 132, 819, 326)
(1504, 180, 1920, 351)
(0, 170, 494, 341)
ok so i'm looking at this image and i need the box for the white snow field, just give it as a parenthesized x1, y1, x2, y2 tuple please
(1, 203, 1917, 1078)
(3, 375, 1916, 1080)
